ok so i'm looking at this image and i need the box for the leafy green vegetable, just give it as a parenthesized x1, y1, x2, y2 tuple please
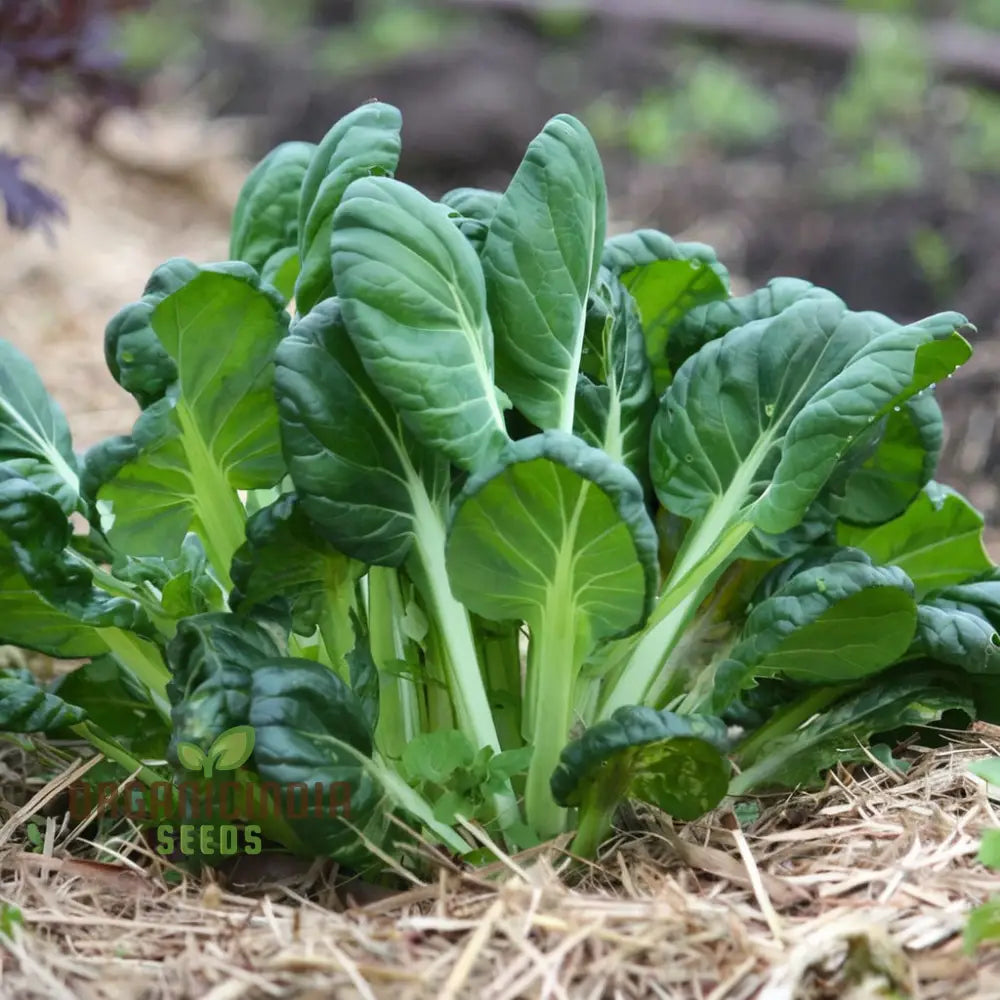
(836, 393, 942, 526)
(723, 552, 918, 691)
(0, 101, 993, 876)
(447, 431, 658, 835)
(0, 341, 79, 512)
(667, 277, 834, 376)
(602, 229, 730, 390)
(230, 492, 361, 653)
(730, 673, 974, 794)
(89, 265, 289, 583)
(575, 273, 655, 486)
(0, 674, 86, 731)
(441, 187, 501, 254)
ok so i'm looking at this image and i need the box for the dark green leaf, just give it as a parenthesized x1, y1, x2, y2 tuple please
(52, 655, 168, 755)
(727, 554, 917, 687)
(552, 706, 731, 821)
(730, 674, 973, 793)
(837, 392, 943, 525)
(249, 657, 382, 858)
(838, 483, 991, 600)
(0, 340, 79, 513)
(275, 297, 449, 566)
(166, 613, 280, 763)
(483, 114, 607, 432)
(346, 610, 380, 731)
(574, 274, 655, 487)
(230, 141, 315, 272)
(332, 176, 510, 472)
(93, 266, 290, 575)
(0, 468, 153, 633)
(230, 492, 361, 640)
(652, 301, 972, 545)
(0, 537, 110, 658)
(909, 602, 1000, 673)
(441, 187, 501, 254)
(295, 102, 402, 313)
(103, 258, 255, 409)
(668, 277, 836, 376)
(602, 229, 730, 391)
(0, 675, 85, 732)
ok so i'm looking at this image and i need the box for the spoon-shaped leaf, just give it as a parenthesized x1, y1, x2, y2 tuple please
(332, 176, 509, 473)
(0, 341, 79, 513)
(482, 114, 606, 433)
(295, 102, 402, 313)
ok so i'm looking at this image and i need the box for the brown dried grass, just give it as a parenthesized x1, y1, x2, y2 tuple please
(2, 729, 1000, 999)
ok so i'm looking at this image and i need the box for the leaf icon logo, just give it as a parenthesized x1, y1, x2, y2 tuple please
(176, 726, 255, 778)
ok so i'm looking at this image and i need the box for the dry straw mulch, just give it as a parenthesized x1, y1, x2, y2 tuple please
(2, 729, 1000, 999)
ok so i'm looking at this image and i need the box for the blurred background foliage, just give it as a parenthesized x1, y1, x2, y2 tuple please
(7, 0, 1000, 515)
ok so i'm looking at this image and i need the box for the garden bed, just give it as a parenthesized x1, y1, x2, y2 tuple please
(2, 731, 1000, 998)
(5, 90, 1000, 999)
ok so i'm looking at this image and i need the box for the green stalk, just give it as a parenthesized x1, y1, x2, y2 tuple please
(317, 601, 350, 681)
(728, 683, 862, 795)
(175, 401, 246, 588)
(71, 721, 172, 790)
(569, 798, 616, 860)
(407, 484, 519, 831)
(422, 621, 456, 732)
(477, 622, 523, 752)
(70, 553, 175, 637)
(368, 567, 421, 759)
(96, 628, 171, 721)
(598, 516, 753, 719)
(523, 594, 576, 839)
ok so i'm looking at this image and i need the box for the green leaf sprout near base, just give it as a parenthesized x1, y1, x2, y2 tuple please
(552, 707, 731, 858)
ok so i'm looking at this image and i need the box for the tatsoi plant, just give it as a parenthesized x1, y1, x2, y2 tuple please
(2, 102, 1000, 870)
